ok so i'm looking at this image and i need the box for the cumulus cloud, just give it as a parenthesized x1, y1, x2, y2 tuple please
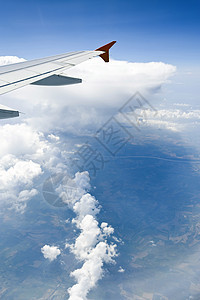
(0, 123, 46, 157)
(61, 171, 117, 300)
(101, 222, 114, 236)
(48, 133, 60, 141)
(0, 56, 25, 66)
(41, 245, 61, 261)
(73, 193, 100, 222)
(118, 266, 125, 273)
(0, 158, 41, 187)
(68, 241, 117, 300)
(0, 122, 67, 212)
(55, 171, 91, 206)
(0, 154, 41, 212)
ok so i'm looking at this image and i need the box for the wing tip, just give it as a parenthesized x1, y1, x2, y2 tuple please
(95, 41, 116, 62)
(0, 106, 19, 119)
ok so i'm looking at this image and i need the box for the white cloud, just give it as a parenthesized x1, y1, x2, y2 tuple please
(61, 171, 117, 300)
(56, 171, 91, 206)
(41, 245, 61, 261)
(101, 222, 114, 236)
(0, 154, 41, 213)
(71, 215, 101, 260)
(67, 59, 176, 97)
(68, 241, 117, 300)
(48, 133, 60, 141)
(18, 188, 38, 203)
(118, 266, 125, 273)
(73, 193, 100, 222)
(145, 109, 200, 122)
(0, 158, 41, 187)
(0, 123, 46, 157)
(0, 122, 67, 212)
(0, 56, 25, 66)
(74, 171, 91, 191)
(117, 107, 200, 134)
(0, 57, 176, 135)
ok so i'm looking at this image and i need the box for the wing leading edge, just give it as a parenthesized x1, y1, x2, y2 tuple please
(0, 41, 116, 119)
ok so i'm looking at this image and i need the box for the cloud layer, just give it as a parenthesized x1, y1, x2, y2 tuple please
(0, 56, 176, 135)
(0, 55, 181, 299)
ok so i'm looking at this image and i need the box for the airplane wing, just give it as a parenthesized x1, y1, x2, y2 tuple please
(0, 41, 116, 119)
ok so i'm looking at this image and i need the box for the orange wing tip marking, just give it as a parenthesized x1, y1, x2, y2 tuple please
(95, 41, 116, 62)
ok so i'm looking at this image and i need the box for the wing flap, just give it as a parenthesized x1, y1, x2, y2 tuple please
(31, 75, 82, 86)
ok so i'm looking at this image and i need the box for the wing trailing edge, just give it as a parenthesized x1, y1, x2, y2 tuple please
(31, 75, 82, 86)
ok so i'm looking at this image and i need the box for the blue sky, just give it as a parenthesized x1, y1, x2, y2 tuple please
(0, 0, 199, 66)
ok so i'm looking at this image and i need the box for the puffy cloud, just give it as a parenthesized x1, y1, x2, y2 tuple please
(41, 245, 61, 261)
(48, 133, 60, 141)
(0, 158, 41, 187)
(0, 56, 25, 66)
(0, 154, 41, 213)
(73, 193, 100, 222)
(74, 171, 91, 191)
(62, 172, 117, 300)
(0, 123, 46, 157)
(14, 189, 38, 213)
(44, 170, 117, 298)
(18, 189, 38, 203)
(118, 266, 125, 273)
(56, 171, 91, 206)
(0, 122, 66, 212)
(68, 242, 117, 300)
(101, 222, 114, 236)
(71, 215, 101, 260)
